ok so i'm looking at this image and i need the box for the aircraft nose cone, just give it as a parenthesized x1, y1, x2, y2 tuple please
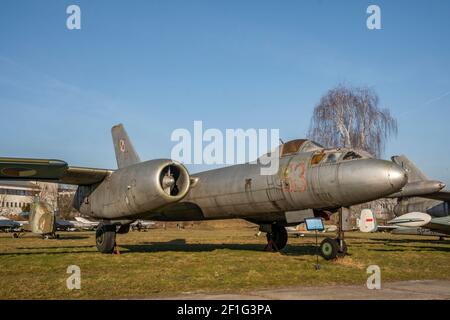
(388, 163, 408, 190)
(326, 159, 408, 206)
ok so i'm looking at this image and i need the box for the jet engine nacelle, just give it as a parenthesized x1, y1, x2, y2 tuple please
(77, 159, 190, 219)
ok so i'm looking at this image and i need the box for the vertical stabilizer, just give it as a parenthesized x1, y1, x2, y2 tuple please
(111, 124, 141, 169)
(359, 209, 378, 233)
(391, 155, 428, 182)
(29, 200, 55, 235)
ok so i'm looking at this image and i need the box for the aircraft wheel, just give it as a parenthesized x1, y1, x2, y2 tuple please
(320, 237, 338, 260)
(96, 224, 116, 253)
(117, 224, 130, 234)
(12, 233, 19, 238)
(266, 225, 288, 250)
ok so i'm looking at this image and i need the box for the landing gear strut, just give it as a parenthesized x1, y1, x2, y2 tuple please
(265, 224, 288, 251)
(41, 232, 60, 240)
(320, 207, 348, 260)
(96, 223, 116, 253)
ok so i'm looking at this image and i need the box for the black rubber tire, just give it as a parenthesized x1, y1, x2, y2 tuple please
(320, 237, 338, 260)
(336, 239, 348, 257)
(96, 224, 116, 253)
(266, 225, 288, 250)
(117, 224, 130, 234)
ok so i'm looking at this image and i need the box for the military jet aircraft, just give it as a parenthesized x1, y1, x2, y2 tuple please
(74, 216, 99, 230)
(0, 124, 408, 259)
(0, 216, 23, 237)
(55, 217, 99, 231)
(130, 220, 156, 231)
(359, 209, 450, 239)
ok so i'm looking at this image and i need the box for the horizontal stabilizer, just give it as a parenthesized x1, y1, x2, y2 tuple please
(391, 155, 428, 182)
(391, 155, 450, 201)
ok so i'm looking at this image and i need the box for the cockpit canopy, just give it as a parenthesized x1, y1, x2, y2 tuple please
(279, 139, 324, 156)
(272, 139, 372, 164)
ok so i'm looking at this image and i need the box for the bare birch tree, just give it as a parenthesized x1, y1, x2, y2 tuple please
(307, 85, 397, 157)
(57, 191, 77, 219)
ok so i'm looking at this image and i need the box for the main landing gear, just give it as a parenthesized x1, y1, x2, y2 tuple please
(41, 232, 60, 240)
(265, 224, 288, 251)
(96, 222, 132, 254)
(320, 207, 348, 260)
(96, 223, 117, 253)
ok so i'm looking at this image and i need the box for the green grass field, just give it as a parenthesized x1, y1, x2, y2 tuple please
(0, 222, 449, 299)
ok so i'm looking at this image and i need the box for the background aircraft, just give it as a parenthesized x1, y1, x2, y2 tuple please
(359, 155, 450, 239)
(0, 124, 407, 259)
(130, 220, 156, 231)
(74, 217, 99, 230)
(55, 217, 98, 231)
(359, 209, 449, 239)
(0, 216, 23, 237)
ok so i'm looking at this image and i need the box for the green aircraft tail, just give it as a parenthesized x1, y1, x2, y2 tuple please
(29, 200, 56, 235)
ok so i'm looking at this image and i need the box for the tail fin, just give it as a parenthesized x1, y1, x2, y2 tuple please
(111, 124, 141, 169)
(358, 209, 378, 233)
(29, 199, 55, 234)
(391, 155, 428, 182)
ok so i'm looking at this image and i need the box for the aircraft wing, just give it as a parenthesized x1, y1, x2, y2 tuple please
(377, 225, 398, 231)
(388, 218, 427, 224)
(426, 217, 450, 235)
(420, 190, 450, 202)
(0, 157, 112, 185)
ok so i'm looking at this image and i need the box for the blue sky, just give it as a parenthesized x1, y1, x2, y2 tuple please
(1, 0, 449, 184)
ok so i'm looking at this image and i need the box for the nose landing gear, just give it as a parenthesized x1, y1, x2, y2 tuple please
(320, 207, 349, 260)
(320, 237, 347, 260)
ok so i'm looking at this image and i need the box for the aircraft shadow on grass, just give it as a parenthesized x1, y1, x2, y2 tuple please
(368, 245, 450, 253)
(120, 239, 319, 256)
(366, 237, 450, 245)
(0, 249, 98, 256)
(3, 236, 448, 256)
(0, 239, 319, 256)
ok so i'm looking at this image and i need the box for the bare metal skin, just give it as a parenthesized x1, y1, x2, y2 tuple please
(0, 124, 408, 256)
(182, 156, 406, 223)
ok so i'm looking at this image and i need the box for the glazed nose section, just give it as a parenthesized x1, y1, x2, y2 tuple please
(388, 163, 408, 190)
